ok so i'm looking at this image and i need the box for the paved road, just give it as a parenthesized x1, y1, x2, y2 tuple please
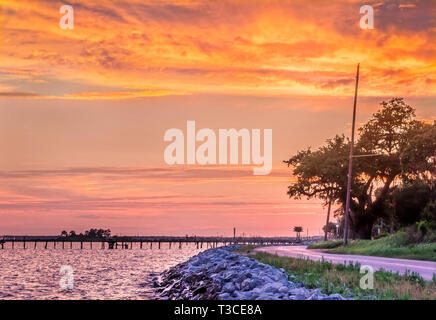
(254, 246, 436, 281)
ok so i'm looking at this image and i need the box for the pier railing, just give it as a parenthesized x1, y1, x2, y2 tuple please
(0, 235, 322, 250)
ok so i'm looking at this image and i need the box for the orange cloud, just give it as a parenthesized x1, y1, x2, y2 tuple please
(0, 0, 434, 98)
(61, 89, 188, 100)
(0, 165, 318, 236)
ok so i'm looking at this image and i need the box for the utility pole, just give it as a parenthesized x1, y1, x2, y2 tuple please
(344, 63, 360, 245)
(233, 227, 236, 239)
(324, 196, 332, 241)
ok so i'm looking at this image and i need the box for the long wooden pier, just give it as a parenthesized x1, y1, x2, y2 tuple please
(0, 235, 320, 250)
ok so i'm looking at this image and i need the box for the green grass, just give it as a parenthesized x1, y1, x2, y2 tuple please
(308, 240, 343, 249)
(308, 232, 436, 261)
(235, 244, 258, 254)
(243, 248, 436, 300)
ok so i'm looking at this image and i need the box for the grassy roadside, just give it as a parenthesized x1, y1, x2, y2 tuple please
(307, 232, 436, 261)
(236, 246, 436, 300)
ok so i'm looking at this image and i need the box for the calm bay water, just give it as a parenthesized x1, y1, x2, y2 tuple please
(0, 242, 207, 299)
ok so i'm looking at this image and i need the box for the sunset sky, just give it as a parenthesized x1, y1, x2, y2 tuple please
(0, 0, 435, 236)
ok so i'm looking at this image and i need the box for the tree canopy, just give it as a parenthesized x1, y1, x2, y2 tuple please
(284, 98, 436, 239)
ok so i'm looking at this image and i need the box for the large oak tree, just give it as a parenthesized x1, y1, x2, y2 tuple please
(284, 98, 436, 239)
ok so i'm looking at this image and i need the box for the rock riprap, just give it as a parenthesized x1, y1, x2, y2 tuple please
(155, 247, 347, 300)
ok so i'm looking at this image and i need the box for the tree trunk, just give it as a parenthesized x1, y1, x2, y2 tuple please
(356, 224, 372, 239)
(349, 211, 375, 240)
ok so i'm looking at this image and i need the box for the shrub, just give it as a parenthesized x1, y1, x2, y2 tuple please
(423, 230, 436, 243)
(373, 233, 388, 240)
(405, 225, 423, 244)
(420, 200, 436, 229)
(307, 240, 343, 249)
(417, 220, 431, 236)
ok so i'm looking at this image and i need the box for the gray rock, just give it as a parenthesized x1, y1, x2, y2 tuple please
(278, 285, 290, 294)
(155, 246, 349, 301)
(241, 278, 256, 291)
(218, 293, 232, 300)
(222, 282, 236, 293)
(321, 293, 346, 300)
(262, 282, 282, 293)
(307, 289, 322, 300)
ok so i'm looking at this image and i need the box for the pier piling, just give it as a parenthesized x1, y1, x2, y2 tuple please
(0, 236, 310, 252)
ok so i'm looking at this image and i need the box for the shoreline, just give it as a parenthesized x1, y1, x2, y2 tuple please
(154, 246, 347, 300)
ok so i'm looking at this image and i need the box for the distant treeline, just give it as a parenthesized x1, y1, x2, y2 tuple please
(59, 228, 111, 239)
